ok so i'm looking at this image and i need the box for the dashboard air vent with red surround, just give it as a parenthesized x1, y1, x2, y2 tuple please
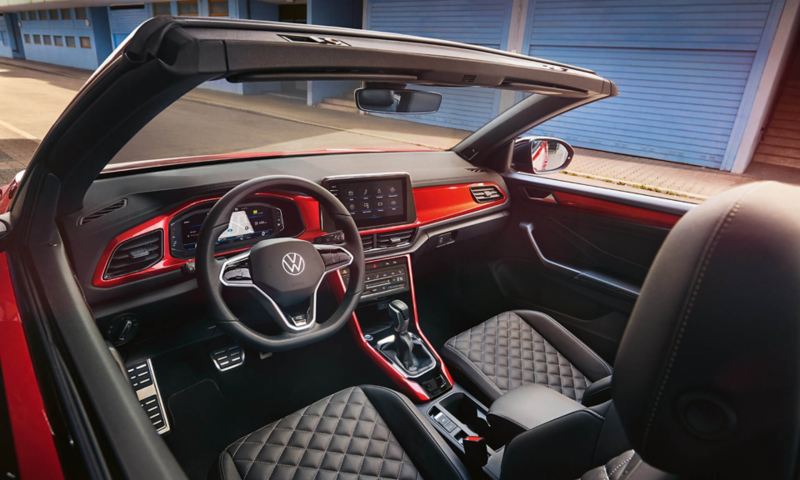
(376, 229, 415, 249)
(470, 185, 503, 203)
(360, 229, 416, 251)
(361, 234, 375, 250)
(104, 230, 163, 280)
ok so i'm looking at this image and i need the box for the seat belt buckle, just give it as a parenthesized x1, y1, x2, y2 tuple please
(462, 435, 488, 474)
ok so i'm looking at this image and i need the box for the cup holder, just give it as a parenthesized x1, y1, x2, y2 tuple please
(428, 390, 503, 450)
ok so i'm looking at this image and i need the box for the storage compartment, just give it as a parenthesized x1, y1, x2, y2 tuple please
(427, 389, 503, 451)
(440, 392, 492, 440)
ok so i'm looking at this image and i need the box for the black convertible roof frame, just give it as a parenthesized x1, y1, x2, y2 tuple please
(16, 16, 615, 218)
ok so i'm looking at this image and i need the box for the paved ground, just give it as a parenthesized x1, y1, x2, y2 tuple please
(2, 57, 798, 203)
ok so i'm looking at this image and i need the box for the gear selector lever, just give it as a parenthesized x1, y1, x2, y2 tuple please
(388, 299, 410, 334)
(388, 300, 418, 371)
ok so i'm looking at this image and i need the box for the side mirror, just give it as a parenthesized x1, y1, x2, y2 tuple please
(355, 88, 442, 114)
(512, 137, 574, 174)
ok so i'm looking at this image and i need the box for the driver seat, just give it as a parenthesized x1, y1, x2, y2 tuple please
(218, 385, 468, 480)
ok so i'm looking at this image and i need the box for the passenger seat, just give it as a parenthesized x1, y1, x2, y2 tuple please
(442, 310, 612, 404)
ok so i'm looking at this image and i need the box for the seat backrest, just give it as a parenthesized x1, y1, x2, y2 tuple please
(613, 182, 800, 478)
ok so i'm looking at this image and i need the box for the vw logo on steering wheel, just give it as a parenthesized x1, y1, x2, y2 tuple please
(281, 252, 306, 276)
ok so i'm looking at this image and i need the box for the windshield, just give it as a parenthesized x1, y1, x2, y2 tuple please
(110, 79, 530, 164)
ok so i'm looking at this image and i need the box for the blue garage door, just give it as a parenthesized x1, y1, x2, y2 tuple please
(527, 0, 785, 169)
(109, 4, 149, 47)
(365, 0, 513, 131)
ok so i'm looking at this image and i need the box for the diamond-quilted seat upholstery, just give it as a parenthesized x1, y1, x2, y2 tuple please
(218, 385, 468, 480)
(443, 310, 612, 403)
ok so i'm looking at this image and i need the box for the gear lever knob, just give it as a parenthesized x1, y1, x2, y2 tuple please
(388, 300, 410, 334)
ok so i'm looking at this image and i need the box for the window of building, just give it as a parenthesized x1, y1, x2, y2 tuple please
(66, 36, 76, 48)
(48, 9, 59, 20)
(43, 35, 52, 45)
(20, 12, 27, 21)
(0, 32, 5, 47)
(54, 35, 64, 47)
(23, 34, 30, 44)
(38, 10, 48, 20)
(75, 8, 87, 20)
(176, 0, 199, 16)
(33, 34, 41, 44)
(152, 2, 171, 16)
(61, 8, 72, 20)
(208, 0, 229, 17)
(80, 36, 91, 49)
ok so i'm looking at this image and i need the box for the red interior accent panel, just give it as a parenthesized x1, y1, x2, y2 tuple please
(95, 182, 506, 287)
(330, 255, 454, 402)
(553, 191, 682, 228)
(0, 254, 65, 480)
(359, 182, 506, 235)
(92, 193, 324, 288)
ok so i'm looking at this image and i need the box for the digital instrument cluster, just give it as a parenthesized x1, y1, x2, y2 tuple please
(169, 202, 285, 258)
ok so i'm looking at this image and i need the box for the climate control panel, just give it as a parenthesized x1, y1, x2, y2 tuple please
(341, 257, 409, 301)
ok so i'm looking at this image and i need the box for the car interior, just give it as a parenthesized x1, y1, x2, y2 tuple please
(8, 17, 799, 480)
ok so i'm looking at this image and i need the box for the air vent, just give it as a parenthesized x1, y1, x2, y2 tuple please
(376, 229, 415, 249)
(361, 234, 375, 251)
(104, 230, 163, 280)
(465, 167, 488, 173)
(470, 185, 503, 203)
(79, 199, 127, 226)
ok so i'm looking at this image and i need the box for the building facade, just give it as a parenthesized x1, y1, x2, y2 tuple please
(364, 0, 800, 173)
(0, 0, 797, 173)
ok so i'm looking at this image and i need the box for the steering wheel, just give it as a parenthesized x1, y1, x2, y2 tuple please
(196, 175, 365, 351)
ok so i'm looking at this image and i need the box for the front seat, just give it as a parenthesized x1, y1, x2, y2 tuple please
(500, 181, 800, 479)
(443, 309, 612, 404)
(218, 385, 468, 480)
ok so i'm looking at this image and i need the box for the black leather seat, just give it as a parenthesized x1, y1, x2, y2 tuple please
(500, 182, 800, 479)
(443, 310, 612, 403)
(218, 385, 468, 480)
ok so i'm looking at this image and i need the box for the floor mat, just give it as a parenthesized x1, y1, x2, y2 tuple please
(166, 379, 248, 480)
(156, 328, 393, 479)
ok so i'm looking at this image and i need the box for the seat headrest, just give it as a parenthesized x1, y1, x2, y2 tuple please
(613, 182, 800, 478)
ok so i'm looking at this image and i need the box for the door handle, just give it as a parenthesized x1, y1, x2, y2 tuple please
(520, 222, 640, 299)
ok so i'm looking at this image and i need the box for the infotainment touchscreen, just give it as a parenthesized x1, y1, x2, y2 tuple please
(326, 175, 413, 229)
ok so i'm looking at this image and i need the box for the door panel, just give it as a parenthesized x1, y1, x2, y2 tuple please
(493, 173, 691, 361)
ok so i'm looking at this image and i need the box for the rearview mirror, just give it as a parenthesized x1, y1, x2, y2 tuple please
(355, 88, 442, 114)
(512, 137, 574, 174)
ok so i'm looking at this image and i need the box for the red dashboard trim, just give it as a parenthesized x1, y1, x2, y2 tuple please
(553, 191, 682, 228)
(0, 254, 65, 480)
(358, 182, 506, 235)
(330, 254, 454, 402)
(91, 193, 324, 288)
(94, 182, 506, 288)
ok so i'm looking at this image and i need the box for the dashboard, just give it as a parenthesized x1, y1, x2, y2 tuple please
(63, 150, 510, 315)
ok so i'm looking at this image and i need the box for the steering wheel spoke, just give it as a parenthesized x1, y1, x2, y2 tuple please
(314, 244, 355, 273)
(219, 249, 318, 332)
(219, 251, 253, 287)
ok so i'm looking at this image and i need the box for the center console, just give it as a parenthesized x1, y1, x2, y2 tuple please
(333, 254, 453, 401)
(324, 173, 453, 400)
